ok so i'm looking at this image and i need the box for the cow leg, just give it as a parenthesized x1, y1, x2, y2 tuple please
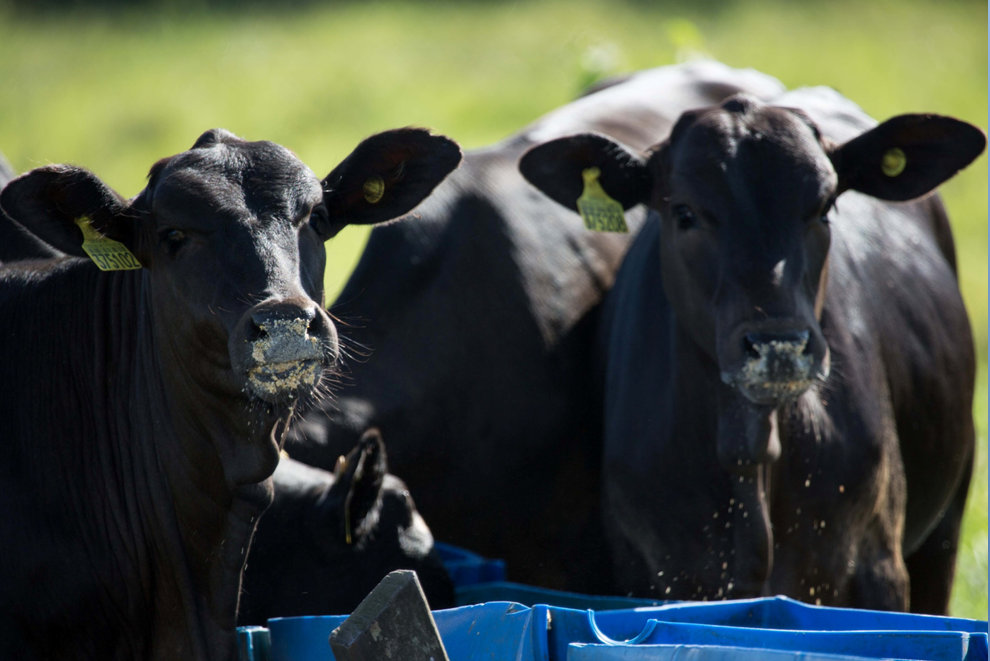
(842, 458, 911, 613)
(846, 526, 910, 611)
(904, 443, 974, 615)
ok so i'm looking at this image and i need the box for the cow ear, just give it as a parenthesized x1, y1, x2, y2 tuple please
(830, 114, 986, 201)
(317, 128, 462, 239)
(321, 428, 388, 546)
(519, 133, 651, 212)
(0, 165, 134, 256)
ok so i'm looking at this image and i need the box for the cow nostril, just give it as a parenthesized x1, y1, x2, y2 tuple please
(743, 334, 761, 360)
(791, 330, 811, 352)
(306, 308, 327, 338)
(249, 303, 319, 338)
(743, 330, 810, 359)
(246, 319, 267, 343)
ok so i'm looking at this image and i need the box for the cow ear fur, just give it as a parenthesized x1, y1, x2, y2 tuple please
(0, 165, 134, 256)
(519, 133, 652, 212)
(830, 114, 986, 202)
(318, 428, 388, 548)
(317, 128, 462, 239)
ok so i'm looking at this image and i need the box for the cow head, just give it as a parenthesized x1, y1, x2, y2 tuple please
(240, 429, 453, 622)
(521, 96, 984, 411)
(307, 429, 451, 605)
(0, 129, 461, 412)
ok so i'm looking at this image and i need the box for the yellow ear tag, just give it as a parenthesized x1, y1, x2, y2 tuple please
(363, 175, 385, 204)
(881, 147, 907, 177)
(75, 216, 142, 271)
(577, 167, 628, 233)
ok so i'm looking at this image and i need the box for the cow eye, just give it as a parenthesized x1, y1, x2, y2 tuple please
(309, 205, 331, 236)
(816, 198, 836, 225)
(672, 204, 698, 230)
(159, 228, 187, 255)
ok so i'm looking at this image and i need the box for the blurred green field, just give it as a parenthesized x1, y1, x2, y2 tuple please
(0, 0, 985, 618)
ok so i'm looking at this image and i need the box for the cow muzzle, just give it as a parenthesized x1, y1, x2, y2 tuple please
(230, 298, 339, 403)
(720, 326, 828, 407)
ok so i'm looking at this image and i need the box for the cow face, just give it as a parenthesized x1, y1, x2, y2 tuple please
(132, 130, 336, 405)
(1, 128, 461, 410)
(645, 97, 835, 406)
(520, 97, 984, 408)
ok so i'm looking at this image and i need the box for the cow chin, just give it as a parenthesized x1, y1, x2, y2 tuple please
(245, 359, 324, 404)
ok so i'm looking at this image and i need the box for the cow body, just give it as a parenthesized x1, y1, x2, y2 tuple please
(521, 84, 983, 612)
(0, 128, 459, 659)
(285, 62, 787, 591)
(0, 259, 277, 658)
(239, 429, 453, 625)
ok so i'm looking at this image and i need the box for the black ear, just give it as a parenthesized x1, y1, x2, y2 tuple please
(830, 114, 986, 201)
(0, 165, 132, 256)
(519, 133, 652, 212)
(322, 428, 388, 546)
(317, 128, 462, 239)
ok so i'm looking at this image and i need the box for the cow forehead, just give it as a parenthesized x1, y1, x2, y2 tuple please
(669, 102, 837, 204)
(148, 139, 323, 228)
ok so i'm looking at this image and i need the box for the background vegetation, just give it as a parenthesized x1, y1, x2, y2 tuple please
(0, 0, 985, 618)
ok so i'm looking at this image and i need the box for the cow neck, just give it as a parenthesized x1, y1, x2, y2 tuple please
(88, 267, 278, 660)
(668, 318, 776, 600)
(713, 384, 777, 598)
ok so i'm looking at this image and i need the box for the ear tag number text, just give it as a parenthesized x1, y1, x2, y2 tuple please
(75, 216, 142, 271)
(577, 167, 628, 233)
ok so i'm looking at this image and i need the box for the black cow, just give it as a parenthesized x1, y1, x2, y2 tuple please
(0, 127, 459, 659)
(284, 62, 788, 593)
(238, 428, 453, 625)
(520, 85, 984, 613)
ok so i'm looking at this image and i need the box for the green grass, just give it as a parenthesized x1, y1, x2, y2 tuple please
(0, 0, 985, 618)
